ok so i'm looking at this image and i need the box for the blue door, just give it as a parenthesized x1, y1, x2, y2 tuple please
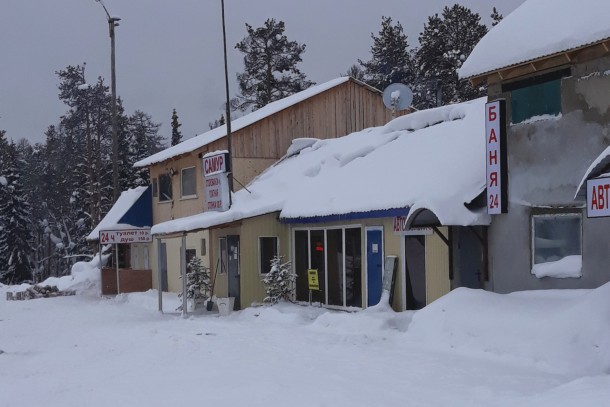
(366, 228, 383, 306)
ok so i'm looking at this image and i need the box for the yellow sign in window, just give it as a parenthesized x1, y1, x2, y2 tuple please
(308, 269, 319, 291)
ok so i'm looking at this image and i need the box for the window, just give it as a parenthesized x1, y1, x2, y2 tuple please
(201, 238, 207, 256)
(259, 237, 279, 274)
(532, 213, 581, 266)
(293, 227, 362, 308)
(218, 237, 227, 274)
(152, 178, 158, 198)
(159, 173, 172, 202)
(503, 68, 568, 124)
(186, 248, 197, 272)
(181, 167, 197, 198)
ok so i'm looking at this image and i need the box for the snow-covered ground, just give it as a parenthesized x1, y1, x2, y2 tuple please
(1, 264, 609, 407)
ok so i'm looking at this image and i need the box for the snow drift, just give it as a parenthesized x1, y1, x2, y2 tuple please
(406, 284, 610, 375)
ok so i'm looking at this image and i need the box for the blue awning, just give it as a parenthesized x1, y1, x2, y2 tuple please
(280, 207, 409, 225)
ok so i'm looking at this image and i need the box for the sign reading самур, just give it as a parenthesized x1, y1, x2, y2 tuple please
(202, 151, 230, 177)
(587, 177, 610, 217)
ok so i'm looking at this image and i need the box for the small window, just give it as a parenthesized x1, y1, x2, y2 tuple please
(181, 167, 197, 198)
(532, 213, 581, 266)
(152, 178, 158, 198)
(159, 173, 172, 202)
(201, 238, 207, 256)
(259, 236, 279, 274)
(185, 248, 197, 272)
(219, 237, 227, 274)
(503, 68, 568, 124)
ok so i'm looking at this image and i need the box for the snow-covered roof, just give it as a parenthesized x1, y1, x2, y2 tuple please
(151, 98, 489, 236)
(574, 145, 610, 198)
(459, 0, 610, 80)
(135, 77, 353, 168)
(87, 186, 152, 241)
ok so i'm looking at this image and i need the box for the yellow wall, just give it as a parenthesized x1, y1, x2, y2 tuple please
(425, 227, 451, 304)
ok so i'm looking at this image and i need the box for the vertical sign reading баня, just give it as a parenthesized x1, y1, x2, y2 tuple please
(203, 151, 230, 212)
(485, 99, 508, 214)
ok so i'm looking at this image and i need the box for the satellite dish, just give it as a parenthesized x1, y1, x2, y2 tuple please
(382, 83, 413, 112)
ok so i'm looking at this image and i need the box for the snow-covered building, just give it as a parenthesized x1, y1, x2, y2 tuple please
(87, 186, 153, 295)
(459, 0, 610, 292)
(152, 99, 490, 311)
(134, 77, 396, 297)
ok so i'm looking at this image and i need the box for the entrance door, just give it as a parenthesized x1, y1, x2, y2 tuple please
(455, 228, 482, 289)
(159, 242, 168, 291)
(227, 235, 240, 310)
(366, 228, 383, 306)
(404, 236, 426, 310)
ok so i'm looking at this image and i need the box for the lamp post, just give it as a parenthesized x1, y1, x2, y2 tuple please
(95, 0, 121, 202)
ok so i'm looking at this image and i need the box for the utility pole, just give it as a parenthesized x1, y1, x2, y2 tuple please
(95, 0, 121, 202)
(221, 0, 234, 207)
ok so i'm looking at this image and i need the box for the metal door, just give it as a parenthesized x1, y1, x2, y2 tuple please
(366, 228, 383, 306)
(405, 236, 426, 310)
(159, 242, 168, 291)
(227, 235, 240, 310)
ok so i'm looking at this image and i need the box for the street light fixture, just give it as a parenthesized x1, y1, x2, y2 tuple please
(95, 0, 121, 202)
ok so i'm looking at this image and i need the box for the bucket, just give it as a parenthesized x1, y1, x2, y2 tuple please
(217, 297, 235, 316)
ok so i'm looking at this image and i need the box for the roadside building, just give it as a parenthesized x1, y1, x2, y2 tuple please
(134, 77, 396, 295)
(152, 98, 489, 311)
(459, 0, 610, 292)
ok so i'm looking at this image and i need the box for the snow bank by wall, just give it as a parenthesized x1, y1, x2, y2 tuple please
(406, 285, 610, 375)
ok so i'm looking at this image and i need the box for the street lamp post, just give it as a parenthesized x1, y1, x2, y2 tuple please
(95, 0, 121, 202)
(221, 0, 234, 206)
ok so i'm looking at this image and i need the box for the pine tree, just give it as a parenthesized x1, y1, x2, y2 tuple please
(415, 5, 488, 107)
(171, 108, 182, 146)
(127, 110, 164, 187)
(344, 64, 365, 82)
(262, 255, 296, 304)
(0, 141, 34, 284)
(491, 7, 503, 26)
(359, 16, 415, 91)
(233, 18, 314, 111)
(178, 256, 211, 310)
(208, 113, 226, 130)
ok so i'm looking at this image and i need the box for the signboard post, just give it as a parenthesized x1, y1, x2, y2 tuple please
(99, 228, 152, 295)
(485, 99, 508, 214)
(587, 177, 610, 217)
(307, 269, 319, 305)
(203, 151, 231, 212)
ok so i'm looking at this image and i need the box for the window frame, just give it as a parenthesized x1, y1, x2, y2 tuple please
(258, 236, 279, 275)
(502, 68, 569, 124)
(158, 172, 173, 202)
(530, 210, 582, 268)
(180, 166, 197, 199)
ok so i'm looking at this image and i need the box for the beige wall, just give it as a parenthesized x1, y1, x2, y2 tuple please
(425, 227, 451, 304)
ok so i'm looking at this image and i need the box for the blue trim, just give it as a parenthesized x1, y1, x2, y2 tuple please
(119, 187, 153, 228)
(280, 207, 409, 224)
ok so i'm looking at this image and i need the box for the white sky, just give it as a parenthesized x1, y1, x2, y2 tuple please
(0, 0, 525, 145)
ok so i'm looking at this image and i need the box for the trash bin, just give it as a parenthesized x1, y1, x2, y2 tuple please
(217, 297, 235, 316)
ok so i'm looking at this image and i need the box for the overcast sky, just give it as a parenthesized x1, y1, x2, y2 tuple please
(0, 0, 525, 145)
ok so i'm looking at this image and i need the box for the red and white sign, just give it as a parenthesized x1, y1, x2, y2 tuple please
(205, 173, 230, 212)
(485, 100, 508, 214)
(587, 177, 610, 217)
(202, 152, 229, 177)
(99, 228, 152, 244)
(393, 217, 432, 235)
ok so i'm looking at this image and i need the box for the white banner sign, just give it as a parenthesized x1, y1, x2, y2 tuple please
(205, 173, 230, 212)
(485, 99, 508, 214)
(393, 217, 433, 235)
(202, 152, 229, 177)
(99, 229, 152, 244)
(587, 177, 610, 217)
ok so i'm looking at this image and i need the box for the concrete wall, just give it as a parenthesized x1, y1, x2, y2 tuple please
(487, 56, 610, 293)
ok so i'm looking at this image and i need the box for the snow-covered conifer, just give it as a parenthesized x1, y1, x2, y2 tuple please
(262, 255, 296, 304)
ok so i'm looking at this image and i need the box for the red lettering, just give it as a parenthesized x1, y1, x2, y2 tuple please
(488, 128, 498, 144)
(489, 172, 498, 188)
(489, 150, 497, 166)
(598, 186, 605, 210)
(591, 186, 598, 209)
(488, 105, 497, 122)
